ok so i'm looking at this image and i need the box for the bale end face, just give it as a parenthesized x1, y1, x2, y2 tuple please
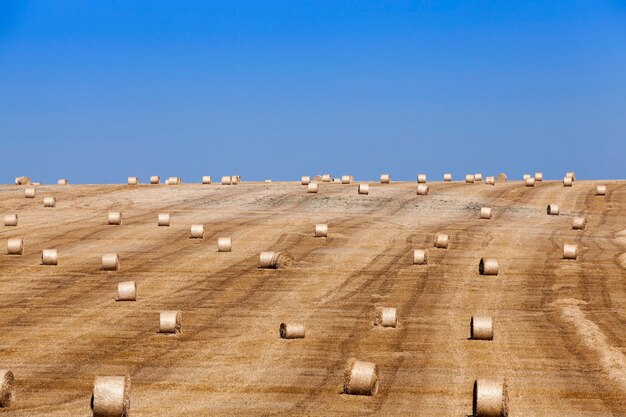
(479, 258, 499, 276)
(0, 370, 15, 408)
(279, 323, 305, 339)
(473, 379, 508, 417)
(343, 358, 379, 396)
(92, 375, 130, 417)
(375, 307, 397, 328)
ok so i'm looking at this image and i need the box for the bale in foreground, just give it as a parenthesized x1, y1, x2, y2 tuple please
(159, 311, 182, 334)
(413, 249, 428, 265)
(279, 323, 305, 339)
(358, 184, 369, 195)
(157, 213, 170, 226)
(480, 207, 492, 219)
(470, 316, 493, 340)
(314, 224, 328, 238)
(344, 358, 379, 396)
(434, 233, 449, 249)
(473, 379, 508, 417)
(117, 281, 136, 301)
(547, 204, 559, 215)
(572, 217, 587, 230)
(41, 249, 58, 265)
(102, 253, 120, 271)
(217, 237, 232, 252)
(0, 370, 14, 408)
(479, 258, 499, 275)
(374, 307, 397, 328)
(190, 224, 204, 239)
(563, 244, 578, 260)
(259, 251, 293, 269)
(91, 375, 130, 417)
(4, 214, 17, 227)
(7, 239, 23, 255)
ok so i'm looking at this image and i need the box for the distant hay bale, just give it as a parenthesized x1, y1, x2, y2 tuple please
(108, 212, 122, 225)
(563, 244, 578, 260)
(523, 174, 530, 180)
(202, 176, 212, 184)
(24, 188, 36, 198)
(159, 310, 181, 334)
(534, 172, 543, 181)
(57, 179, 68, 185)
(41, 249, 58, 265)
(127, 177, 138, 185)
(480, 207, 492, 219)
(497, 173, 507, 182)
(265, 179, 272, 183)
(473, 378, 508, 417)
(313, 175, 323, 181)
(596, 185, 606, 196)
(341, 175, 351, 184)
(374, 307, 397, 328)
(301, 176, 311, 185)
(321, 174, 332, 182)
(547, 204, 559, 215)
(380, 174, 391, 184)
(474, 173, 483, 182)
(117, 281, 136, 301)
(232, 175, 241, 184)
(416, 184, 429, 195)
(343, 358, 379, 396)
(6, 239, 23, 255)
(102, 253, 119, 271)
(358, 184, 369, 195)
(413, 249, 428, 265)
(91, 375, 130, 417)
(524, 177, 535, 187)
(4, 214, 17, 227)
(15, 176, 31, 185)
(315, 224, 328, 238)
(417, 174, 427, 183)
(166, 176, 181, 185)
(0, 370, 15, 407)
(566, 172, 576, 181)
(150, 176, 160, 184)
(43, 196, 56, 207)
(279, 323, 305, 339)
(307, 182, 319, 193)
(221, 176, 232, 185)
(485, 176, 495, 186)
(157, 213, 170, 226)
(443, 173, 452, 181)
(217, 237, 232, 252)
(434, 233, 449, 249)
(190, 224, 204, 239)
(259, 251, 293, 269)
(465, 174, 475, 184)
(479, 258, 499, 275)
(563, 176, 573, 187)
(470, 316, 493, 340)
(572, 217, 587, 230)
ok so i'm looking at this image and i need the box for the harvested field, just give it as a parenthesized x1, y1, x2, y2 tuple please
(0, 179, 624, 416)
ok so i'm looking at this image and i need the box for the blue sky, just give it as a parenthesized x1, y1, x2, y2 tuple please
(1, 1, 625, 182)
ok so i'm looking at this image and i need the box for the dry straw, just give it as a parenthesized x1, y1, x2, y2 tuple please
(375, 307, 397, 328)
(523, 174, 531, 180)
(150, 176, 160, 184)
(321, 174, 332, 182)
(315, 224, 328, 238)
(596, 185, 606, 196)
(443, 173, 452, 181)
(341, 175, 351, 184)
(279, 323, 305, 339)
(0, 370, 14, 408)
(259, 251, 293, 269)
(221, 176, 232, 185)
(479, 258, 499, 275)
(473, 379, 508, 417)
(159, 311, 181, 334)
(474, 173, 483, 182)
(202, 176, 212, 184)
(41, 249, 58, 265)
(358, 184, 369, 195)
(497, 173, 507, 182)
(157, 213, 170, 227)
(43, 196, 56, 207)
(301, 176, 311, 185)
(91, 375, 130, 417)
(572, 217, 587, 230)
(343, 358, 379, 396)
(470, 316, 493, 340)
(217, 237, 232, 252)
(417, 174, 427, 183)
(166, 176, 181, 185)
(102, 253, 119, 271)
(127, 177, 138, 185)
(232, 175, 241, 184)
(547, 204, 559, 215)
(563, 244, 578, 260)
(57, 178, 68, 185)
(307, 182, 319, 193)
(566, 171, 576, 181)
(485, 176, 495, 186)
(190, 224, 204, 239)
(7, 239, 23, 255)
(108, 212, 122, 225)
(24, 188, 36, 198)
(480, 207, 492, 219)
(4, 214, 17, 227)
(117, 281, 136, 301)
(413, 249, 428, 265)
(563, 176, 573, 187)
(524, 177, 535, 187)
(380, 174, 391, 184)
(465, 174, 475, 184)
(534, 172, 543, 181)
(434, 233, 449, 249)
(15, 176, 31, 185)
(416, 184, 429, 195)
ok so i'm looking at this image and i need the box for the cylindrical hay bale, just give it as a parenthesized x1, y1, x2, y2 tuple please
(259, 251, 293, 269)
(279, 323, 305, 339)
(572, 216, 587, 230)
(57, 178, 68, 185)
(596, 185, 606, 196)
(434, 233, 449, 249)
(343, 358, 379, 396)
(315, 224, 328, 238)
(4, 214, 18, 227)
(41, 249, 58, 265)
(24, 187, 36, 198)
(0, 370, 15, 407)
(321, 174, 332, 182)
(473, 379, 508, 417)
(217, 237, 232, 252)
(534, 172, 543, 181)
(358, 184, 369, 195)
(307, 182, 319, 193)
(485, 176, 495, 186)
(563, 244, 578, 260)
(525, 177, 535, 187)
(231, 175, 241, 184)
(15, 176, 31, 185)
(102, 253, 119, 271)
(479, 258, 499, 275)
(108, 212, 122, 225)
(301, 176, 311, 185)
(159, 310, 181, 334)
(221, 176, 232, 185)
(547, 204, 559, 215)
(474, 173, 483, 182)
(117, 281, 136, 301)
(7, 239, 23, 255)
(416, 184, 429, 195)
(341, 175, 351, 184)
(465, 174, 475, 184)
(91, 375, 130, 417)
(201, 176, 212, 184)
(470, 316, 493, 340)
(523, 174, 530, 180)
(43, 196, 56, 207)
(497, 173, 507, 182)
(566, 171, 576, 181)
(417, 174, 427, 183)
(480, 207, 492, 219)
(380, 174, 391, 184)
(190, 224, 204, 239)
(127, 177, 138, 185)
(150, 175, 160, 184)
(166, 176, 181, 185)
(563, 176, 573, 187)
(375, 307, 397, 328)
(157, 213, 170, 227)
(443, 173, 452, 181)
(413, 249, 428, 265)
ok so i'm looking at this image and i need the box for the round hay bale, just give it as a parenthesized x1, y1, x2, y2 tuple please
(91, 375, 130, 417)
(596, 185, 606, 196)
(159, 311, 181, 334)
(24, 188, 36, 198)
(434, 233, 449, 249)
(563, 176, 573, 187)
(443, 173, 452, 181)
(417, 174, 427, 183)
(307, 182, 319, 193)
(479, 258, 499, 275)
(343, 358, 379, 396)
(474, 173, 483, 182)
(7, 239, 23, 255)
(259, 251, 293, 269)
(43, 196, 56, 207)
(321, 174, 332, 183)
(217, 237, 232, 252)
(0, 370, 15, 407)
(480, 207, 492, 219)
(523, 174, 531, 180)
(563, 244, 578, 260)
(157, 213, 170, 227)
(41, 249, 58, 265)
(572, 217, 587, 230)
(4, 214, 17, 227)
(102, 253, 119, 271)
(413, 249, 428, 265)
(547, 204, 559, 215)
(57, 179, 68, 185)
(190, 224, 204, 239)
(416, 184, 429, 195)
(221, 176, 232, 185)
(380, 174, 391, 184)
(265, 179, 273, 183)
(150, 176, 160, 184)
(358, 184, 369, 195)
(525, 177, 535, 187)
(473, 379, 508, 417)
(167, 176, 181, 185)
(470, 316, 493, 340)
(232, 175, 241, 184)
(108, 212, 122, 225)
(127, 177, 138, 185)
(534, 172, 543, 181)
(497, 173, 507, 182)
(485, 176, 495, 186)
(315, 224, 328, 238)
(116, 281, 136, 301)
(465, 174, 475, 184)
(374, 307, 397, 328)
(15, 176, 31, 185)
(279, 323, 305, 339)
(301, 176, 311, 185)
(341, 175, 351, 184)
(202, 176, 212, 184)
(566, 172, 576, 181)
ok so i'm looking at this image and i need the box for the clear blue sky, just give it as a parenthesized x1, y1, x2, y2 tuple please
(1, 1, 625, 183)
